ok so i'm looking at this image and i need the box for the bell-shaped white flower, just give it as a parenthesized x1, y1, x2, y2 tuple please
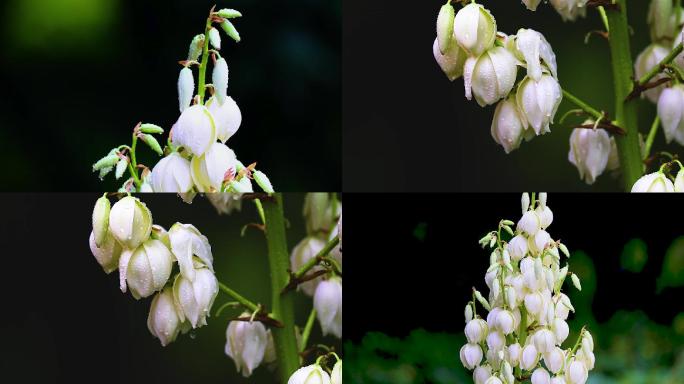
(433, 37, 467, 81)
(473, 364, 492, 384)
(568, 126, 611, 184)
(290, 236, 326, 296)
(549, 0, 588, 22)
(208, 27, 221, 50)
(178, 67, 194, 112)
(520, 344, 539, 370)
(648, 0, 674, 42)
(173, 266, 218, 328)
(534, 328, 556, 353)
(212, 57, 229, 105)
(303, 193, 339, 234)
(463, 46, 518, 106)
(172, 105, 217, 156)
(486, 330, 505, 351)
(634, 44, 670, 103)
(522, 0, 542, 11)
(287, 364, 331, 384)
(485, 377, 503, 384)
(496, 310, 515, 335)
(551, 376, 567, 384)
(552, 317, 569, 344)
(514, 29, 557, 81)
(491, 96, 526, 153)
(460, 343, 483, 369)
(92, 195, 110, 247)
(453, 3, 497, 57)
(331, 360, 342, 384)
(565, 360, 588, 384)
(206, 193, 243, 215)
(531, 368, 551, 384)
(119, 239, 174, 299)
(675, 169, 684, 192)
(545, 347, 565, 374)
(657, 85, 684, 145)
(517, 74, 562, 135)
(436, 2, 455, 55)
(108, 196, 152, 249)
(517, 210, 540, 236)
(191, 142, 237, 192)
(169, 222, 214, 281)
(507, 343, 521, 367)
(150, 152, 194, 193)
(313, 277, 342, 338)
(89, 230, 122, 274)
(225, 314, 269, 377)
(147, 287, 182, 346)
(465, 318, 488, 343)
(207, 96, 242, 142)
(631, 171, 675, 192)
(507, 235, 528, 261)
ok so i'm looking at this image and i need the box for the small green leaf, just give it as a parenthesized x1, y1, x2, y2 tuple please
(139, 123, 164, 134)
(93, 154, 120, 171)
(220, 20, 241, 43)
(141, 134, 163, 156)
(217, 8, 242, 18)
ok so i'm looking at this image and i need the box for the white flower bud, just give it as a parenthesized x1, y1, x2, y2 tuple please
(531, 367, 551, 384)
(549, 0, 588, 22)
(508, 235, 528, 261)
(675, 169, 684, 192)
(486, 307, 501, 329)
(568, 127, 611, 185)
(172, 105, 217, 156)
(657, 85, 684, 145)
(187, 34, 205, 61)
(583, 331, 594, 351)
(436, 2, 455, 55)
(521, 192, 530, 213)
(496, 310, 515, 335)
(147, 287, 182, 346)
(517, 74, 562, 135)
(253, 170, 274, 193)
(502, 361, 514, 384)
(314, 277, 342, 338)
(190, 142, 237, 192)
(552, 318, 569, 344)
(505, 286, 518, 310)
(525, 291, 543, 316)
(212, 57, 229, 105)
(150, 152, 194, 193)
(109, 196, 152, 249)
(544, 347, 565, 374)
(514, 29, 557, 81)
(473, 364, 492, 384)
(631, 171, 675, 192)
(290, 236, 326, 296)
(520, 344, 539, 370)
(331, 360, 342, 384)
(207, 95, 242, 142)
(178, 67, 195, 112)
(508, 343, 521, 367)
(465, 318, 488, 343)
(119, 239, 174, 299)
(287, 364, 331, 384)
(464, 47, 518, 106)
(173, 266, 218, 328)
(484, 377, 503, 384)
(169, 222, 214, 282)
(648, 0, 673, 41)
(303, 193, 338, 234)
(522, 0, 542, 11)
(534, 328, 556, 353)
(486, 330, 505, 351)
(225, 314, 268, 377)
(465, 303, 474, 323)
(433, 37, 467, 81)
(208, 27, 221, 50)
(565, 360, 588, 384)
(460, 343, 484, 370)
(491, 96, 525, 153)
(634, 44, 670, 103)
(89, 230, 122, 274)
(453, 3, 497, 57)
(575, 349, 595, 370)
(518, 210, 541, 236)
(92, 195, 110, 247)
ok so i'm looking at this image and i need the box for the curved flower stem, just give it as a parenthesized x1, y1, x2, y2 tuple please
(294, 235, 340, 279)
(635, 42, 683, 87)
(299, 308, 317, 354)
(644, 115, 660, 160)
(197, 8, 214, 105)
(561, 89, 604, 122)
(263, 194, 300, 383)
(606, 1, 643, 190)
(218, 281, 260, 313)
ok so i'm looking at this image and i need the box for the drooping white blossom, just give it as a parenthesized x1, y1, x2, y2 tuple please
(190, 142, 237, 192)
(287, 364, 331, 384)
(172, 105, 218, 156)
(436, 2, 455, 55)
(657, 84, 684, 145)
(119, 239, 174, 299)
(631, 171, 675, 192)
(568, 126, 611, 185)
(313, 277, 342, 338)
(225, 314, 269, 377)
(147, 287, 183, 346)
(108, 196, 152, 250)
(491, 96, 526, 154)
(173, 266, 219, 328)
(516, 74, 563, 135)
(463, 46, 518, 106)
(207, 96, 242, 142)
(212, 57, 229, 105)
(453, 3, 497, 57)
(433, 37, 467, 81)
(150, 152, 194, 193)
(634, 44, 670, 104)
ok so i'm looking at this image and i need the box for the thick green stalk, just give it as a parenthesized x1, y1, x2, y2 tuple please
(263, 194, 299, 383)
(197, 15, 213, 105)
(129, 133, 141, 188)
(606, 1, 643, 190)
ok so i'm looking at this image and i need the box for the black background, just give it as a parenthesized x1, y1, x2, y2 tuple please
(343, 193, 684, 341)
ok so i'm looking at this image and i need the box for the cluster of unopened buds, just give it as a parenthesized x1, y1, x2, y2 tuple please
(433, 0, 563, 154)
(92, 7, 273, 196)
(459, 193, 596, 384)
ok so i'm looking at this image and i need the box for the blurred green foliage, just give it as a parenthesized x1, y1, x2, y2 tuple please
(657, 237, 684, 293)
(620, 239, 648, 273)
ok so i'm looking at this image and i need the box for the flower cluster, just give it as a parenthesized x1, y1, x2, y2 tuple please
(92, 7, 273, 196)
(433, 1, 562, 154)
(459, 193, 595, 384)
(522, 0, 589, 22)
(89, 194, 218, 346)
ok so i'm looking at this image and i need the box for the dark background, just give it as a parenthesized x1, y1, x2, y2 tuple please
(0, 0, 340, 191)
(343, 1, 674, 191)
(0, 193, 341, 383)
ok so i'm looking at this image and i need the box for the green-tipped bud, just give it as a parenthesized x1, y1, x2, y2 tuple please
(139, 123, 164, 134)
(570, 273, 582, 291)
(436, 2, 455, 54)
(93, 154, 120, 171)
(141, 134, 163, 156)
(253, 170, 274, 193)
(188, 34, 205, 61)
(115, 157, 128, 179)
(92, 194, 111, 247)
(220, 20, 241, 43)
(208, 27, 221, 50)
(217, 8, 242, 18)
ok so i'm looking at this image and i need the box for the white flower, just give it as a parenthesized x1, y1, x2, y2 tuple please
(89, 230, 122, 274)
(172, 105, 217, 156)
(657, 85, 684, 145)
(568, 126, 611, 184)
(520, 344, 539, 370)
(634, 44, 670, 104)
(674, 25, 684, 70)
(190, 142, 237, 192)
(496, 310, 515, 335)
(485, 377, 503, 384)
(465, 318, 488, 343)
(491, 97, 526, 153)
(287, 364, 331, 384)
(207, 96, 242, 142)
(473, 364, 492, 384)
(486, 330, 505, 351)
(436, 2, 455, 55)
(433, 37, 467, 81)
(169, 222, 214, 281)
(517, 74, 562, 135)
(675, 169, 684, 192)
(549, 0, 588, 22)
(119, 239, 174, 299)
(463, 46, 518, 106)
(331, 360, 342, 384)
(303, 193, 339, 234)
(147, 287, 182, 346)
(206, 193, 243, 214)
(517, 210, 540, 236)
(150, 152, 194, 193)
(507, 343, 521, 366)
(551, 376, 567, 384)
(531, 367, 551, 384)
(534, 328, 556, 353)
(290, 236, 326, 296)
(507, 235, 528, 261)
(313, 277, 342, 338)
(552, 318, 569, 344)
(212, 57, 229, 105)
(108, 196, 152, 249)
(544, 347, 565, 373)
(565, 360, 588, 384)
(522, 0, 542, 11)
(208, 26, 221, 50)
(648, 0, 673, 41)
(514, 29, 557, 81)
(225, 314, 268, 377)
(253, 170, 274, 193)
(535, 205, 553, 229)
(532, 229, 552, 254)
(173, 266, 218, 328)
(631, 171, 675, 192)
(92, 195, 110, 248)
(576, 349, 596, 371)
(178, 67, 194, 112)
(453, 3, 497, 57)
(460, 343, 483, 369)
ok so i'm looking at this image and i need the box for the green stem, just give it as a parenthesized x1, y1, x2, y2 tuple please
(562, 89, 604, 121)
(218, 281, 260, 313)
(294, 235, 340, 279)
(598, 6, 609, 32)
(606, 1, 643, 190)
(300, 308, 317, 353)
(254, 199, 266, 225)
(644, 115, 660, 160)
(197, 13, 213, 105)
(636, 42, 683, 85)
(129, 133, 141, 188)
(263, 194, 300, 383)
